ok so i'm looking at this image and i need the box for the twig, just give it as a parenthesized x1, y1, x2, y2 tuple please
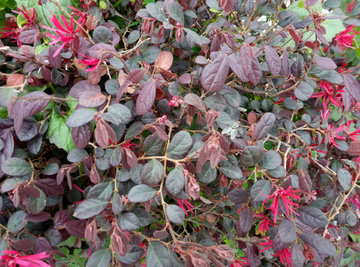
(328, 171, 360, 221)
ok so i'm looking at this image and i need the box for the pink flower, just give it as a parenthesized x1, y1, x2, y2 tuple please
(312, 81, 344, 109)
(345, 0, 356, 13)
(260, 236, 292, 267)
(334, 25, 360, 52)
(346, 193, 360, 217)
(253, 210, 275, 234)
(261, 186, 301, 223)
(177, 198, 194, 215)
(41, 13, 85, 57)
(168, 95, 184, 107)
(229, 258, 250, 267)
(345, 120, 360, 141)
(0, 250, 51, 267)
(0, 18, 20, 45)
(327, 123, 346, 148)
(77, 54, 102, 72)
(157, 115, 173, 127)
(13, 5, 37, 31)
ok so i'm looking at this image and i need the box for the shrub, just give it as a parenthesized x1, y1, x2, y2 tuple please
(0, 0, 359, 266)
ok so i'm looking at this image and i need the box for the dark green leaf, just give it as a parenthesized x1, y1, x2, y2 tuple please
(143, 133, 164, 156)
(165, 167, 185, 195)
(166, 2, 184, 25)
(167, 131, 193, 159)
(128, 184, 157, 202)
(27, 188, 47, 214)
(87, 249, 111, 267)
(140, 159, 164, 185)
(74, 199, 108, 219)
(219, 165, 243, 180)
(117, 212, 140, 231)
(112, 192, 123, 214)
(43, 163, 59, 175)
(240, 143, 264, 167)
(337, 168, 351, 191)
(196, 161, 217, 184)
(1, 158, 32, 176)
(87, 182, 114, 201)
(8, 211, 28, 233)
(146, 241, 171, 267)
(166, 205, 185, 224)
(66, 109, 97, 128)
(259, 150, 282, 170)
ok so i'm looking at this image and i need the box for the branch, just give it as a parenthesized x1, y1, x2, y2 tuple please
(328, 171, 360, 221)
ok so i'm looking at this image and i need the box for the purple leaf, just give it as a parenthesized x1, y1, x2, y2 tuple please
(343, 74, 360, 102)
(229, 54, 249, 82)
(342, 90, 355, 112)
(89, 43, 116, 60)
(299, 231, 336, 257)
(136, 79, 156, 115)
(11, 92, 50, 134)
(314, 29, 329, 46)
(184, 93, 206, 113)
(246, 58, 262, 85)
(265, 46, 281, 76)
(79, 91, 107, 108)
(236, 206, 253, 233)
(70, 80, 101, 99)
(315, 56, 337, 70)
(304, 0, 318, 7)
(240, 44, 252, 77)
(49, 46, 62, 69)
(200, 54, 230, 92)
(292, 244, 305, 267)
(281, 50, 290, 76)
(19, 30, 38, 44)
(254, 113, 275, 141)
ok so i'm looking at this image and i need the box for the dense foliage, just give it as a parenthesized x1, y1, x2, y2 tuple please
(0, 0, 360, 266)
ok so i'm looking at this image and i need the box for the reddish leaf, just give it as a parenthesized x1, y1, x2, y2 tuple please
(95, 121, 109, 148)
(10, 239, 33, 251)
(71, 123, 92, 149)
(289, 28, 300, 44)
(79, 91, 107, 108)
(136, 79, 156, 115)
(35, 178, 64, 196)
(184, 93, 206, 113)
(6, 74, 25, 86)
(64, 220, 87, 238)
(177, 73, 191, 84)
(54, 210, 72, 229)
(154, 51, 173, 73)
(90, 164, 101, 184)
(298, 169, 312, 193)
(25, 211, 51, 222)
(347, 141, 360, 156)
(155, 88, 165, 101)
